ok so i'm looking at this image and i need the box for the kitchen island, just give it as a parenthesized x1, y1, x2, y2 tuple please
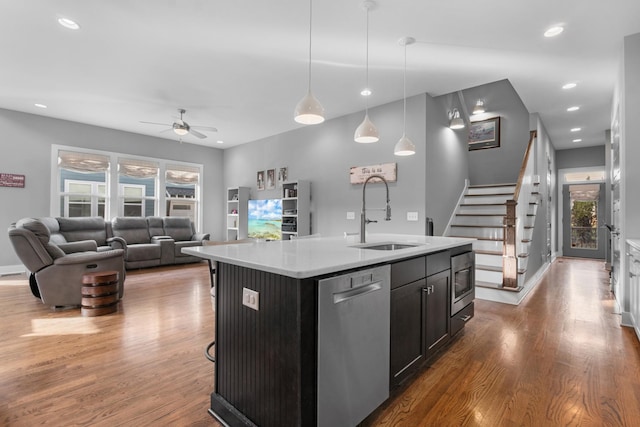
(183, 234, 475, 427)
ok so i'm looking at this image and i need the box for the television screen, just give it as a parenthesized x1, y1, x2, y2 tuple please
(248, 199, 282, 240)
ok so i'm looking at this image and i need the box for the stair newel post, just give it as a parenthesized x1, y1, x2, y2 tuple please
(503, 199, 518, 288)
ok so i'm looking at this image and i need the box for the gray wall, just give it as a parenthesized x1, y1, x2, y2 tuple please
(556, 145, 606, 169)
(462, 79, 531, 185)
(0, 108, 224, 268)
(223, 94, 432, 237)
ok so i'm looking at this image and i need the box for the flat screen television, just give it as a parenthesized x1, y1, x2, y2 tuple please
(248, 199, 282, 240)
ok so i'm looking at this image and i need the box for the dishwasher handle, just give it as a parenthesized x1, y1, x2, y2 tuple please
(333, 281, 383, 304)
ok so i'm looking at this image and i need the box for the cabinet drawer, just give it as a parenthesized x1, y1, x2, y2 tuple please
(451, 301, 474, 336)
(391, 256, 426, 289)
(427, 250, 451, 277)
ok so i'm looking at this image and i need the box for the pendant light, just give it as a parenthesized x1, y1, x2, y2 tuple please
(394, 37, 416, 156)
(294, 0, 325, 125)
(354, 1, 379, 143)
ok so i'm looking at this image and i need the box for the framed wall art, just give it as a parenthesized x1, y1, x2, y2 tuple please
(468, 116, 500, 151)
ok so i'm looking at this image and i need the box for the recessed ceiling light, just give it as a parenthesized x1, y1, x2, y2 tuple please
(562, 82, 577, 90)
(567, 106, 580, 112)
(360, 88, 372, 96)
(544, 26, 564, 37)
(58, 17, 80, 30)
(570, 127, 581, 132)
(34, 103, 48, 109)
(216, 140, 224, 144)
(573, 138, 582, 142)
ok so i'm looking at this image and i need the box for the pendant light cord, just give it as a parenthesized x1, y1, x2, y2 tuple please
(402, 43, 407, 133)
(364, 5, 370, 112)
(307, 0, 313, 93)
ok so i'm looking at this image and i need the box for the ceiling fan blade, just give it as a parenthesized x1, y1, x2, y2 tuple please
(191, 125, 218, 132)
(189, 128, 207, 139)
(140, 121, 171, 126)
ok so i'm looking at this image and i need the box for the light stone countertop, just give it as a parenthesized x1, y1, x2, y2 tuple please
(183, 234, 475, 279)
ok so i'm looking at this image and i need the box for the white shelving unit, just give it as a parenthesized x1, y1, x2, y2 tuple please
(281, 180, 310, 240)
(226, 187, 250, 241)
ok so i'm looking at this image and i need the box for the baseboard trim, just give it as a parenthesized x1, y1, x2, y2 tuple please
(0, 265, 26, 277)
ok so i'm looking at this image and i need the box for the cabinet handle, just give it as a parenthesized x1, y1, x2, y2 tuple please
(422, 287, 430, 294)
(459, 315, 472, 322)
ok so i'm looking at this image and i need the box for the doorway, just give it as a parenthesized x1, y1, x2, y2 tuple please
(562, 183, 605, 259)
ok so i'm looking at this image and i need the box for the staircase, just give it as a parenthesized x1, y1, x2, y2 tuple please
(445, 131, 542, 305)
(446, 182, 540, 292)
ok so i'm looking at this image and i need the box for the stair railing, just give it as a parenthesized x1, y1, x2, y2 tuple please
(503, 131, 537, 288)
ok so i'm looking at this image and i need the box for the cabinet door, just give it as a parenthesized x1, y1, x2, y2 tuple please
(425, 269, 450, 358)
(390, 278, 426, 388)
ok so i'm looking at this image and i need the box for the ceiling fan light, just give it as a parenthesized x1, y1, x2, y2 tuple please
(294, 90, 325, 124)
(354, 113, 379, 143)
(394, 134, 415, 156)
(173, 127, 189, 136)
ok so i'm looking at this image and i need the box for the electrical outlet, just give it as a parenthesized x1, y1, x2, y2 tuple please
(346, 211, 355, 220)
(407, 212, 419, 221)
(242, 287, 259, 311)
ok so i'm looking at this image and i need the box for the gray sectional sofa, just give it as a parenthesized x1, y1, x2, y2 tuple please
(39, 216, 210, 269)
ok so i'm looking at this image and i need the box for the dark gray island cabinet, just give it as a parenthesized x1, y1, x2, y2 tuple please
(183, 235, 475, 427)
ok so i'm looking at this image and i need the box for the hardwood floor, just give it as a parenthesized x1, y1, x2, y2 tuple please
(1, 258, 638, 426)
(364, 258, 640, 427)
(0, 263, 220, 427)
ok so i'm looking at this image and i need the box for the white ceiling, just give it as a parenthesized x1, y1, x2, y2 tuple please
(1, 0, 639, 150)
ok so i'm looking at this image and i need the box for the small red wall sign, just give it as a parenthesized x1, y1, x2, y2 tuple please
(0, 173, 26, 188)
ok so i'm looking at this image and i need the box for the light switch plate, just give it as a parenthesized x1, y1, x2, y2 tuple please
(407, 212, 419, 221)
(242, 287, 259, 311)
(346, 211, 355, 220)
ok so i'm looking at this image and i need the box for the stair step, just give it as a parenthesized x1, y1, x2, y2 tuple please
(476, 281, 523, 292)
(451, 235, 502, 241)
(476, 264, 526, 274)
(460, 203, 506, 206)
(451, 224, 504, 228)
(469, 183, 517, 188)
(456, 213, 504, 216)
(475, 250, 502, 256)
(466, 193, 513, 197)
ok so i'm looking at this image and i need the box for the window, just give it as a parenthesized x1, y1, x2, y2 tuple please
(165, 164, 200, 224)
(58, 151, 109, 218)
(118, 158, 158, 217)
(52, 146, 203, 230)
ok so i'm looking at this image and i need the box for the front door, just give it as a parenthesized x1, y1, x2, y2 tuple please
(562, 183, 605, 259)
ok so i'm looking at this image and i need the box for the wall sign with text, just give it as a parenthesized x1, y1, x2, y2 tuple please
(0, 173, 25, 188)
(349, 163, 397, 184)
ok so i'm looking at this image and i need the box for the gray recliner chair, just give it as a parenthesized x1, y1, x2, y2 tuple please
(8, 218, 126, 308)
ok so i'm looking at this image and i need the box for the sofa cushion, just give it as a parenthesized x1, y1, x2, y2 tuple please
(17, 218, 50, 245)
(146, 217, 165, 237)
(57, 217, 108, 246)
(125, 244, 162, 262)
(111, 217, 151, 245)
(162, 217, 193, 241)
(39, 217, 67, 245)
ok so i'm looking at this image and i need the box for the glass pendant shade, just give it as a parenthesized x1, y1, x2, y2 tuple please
(394, 133, 415, 156)
(354, 113, 379, 143)
(294, 90, 325, 124)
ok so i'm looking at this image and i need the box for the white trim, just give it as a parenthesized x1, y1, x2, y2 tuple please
(0, 265, 26, 276)
(444, 179, 469, 236)
(557, 166, 605, 257)
(476, 261, 550, 305)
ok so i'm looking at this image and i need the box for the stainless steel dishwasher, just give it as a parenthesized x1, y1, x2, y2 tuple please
(317, 264, 390, 427)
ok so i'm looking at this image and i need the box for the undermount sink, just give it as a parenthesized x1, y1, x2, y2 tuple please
(353, 242, 422, 251)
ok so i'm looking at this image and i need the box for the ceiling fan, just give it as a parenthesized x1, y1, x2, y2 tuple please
(140, 109, 217, 139)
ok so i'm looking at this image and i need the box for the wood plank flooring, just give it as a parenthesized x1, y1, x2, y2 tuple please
(364, 258, 640, 426)
(1, 258, 638, 426)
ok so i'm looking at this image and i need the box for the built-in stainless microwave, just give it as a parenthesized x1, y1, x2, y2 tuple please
(451, 251, 475, 315)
